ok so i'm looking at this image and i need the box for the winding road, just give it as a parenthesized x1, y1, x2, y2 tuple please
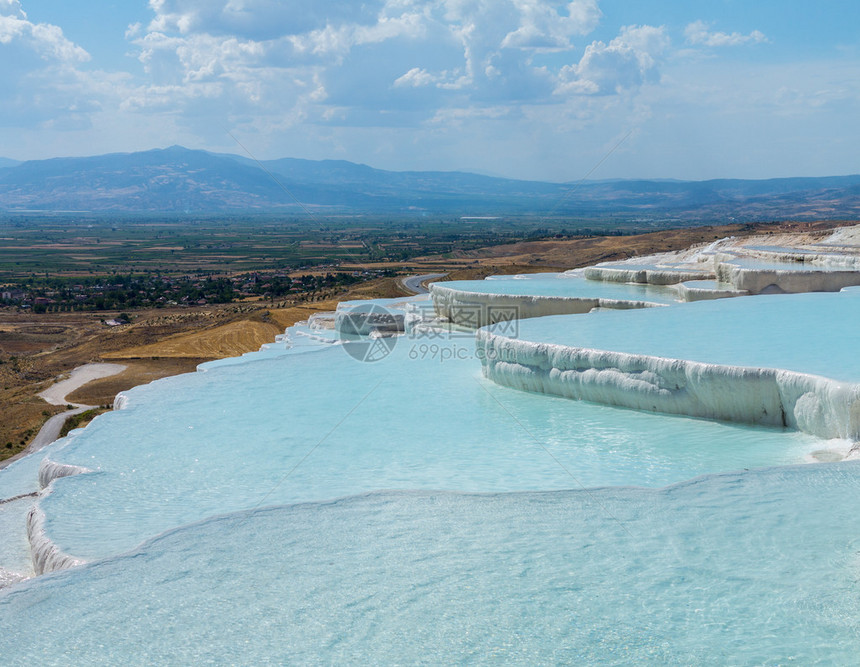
(0, 363, 126, 470)
(400, 273, 447, 295)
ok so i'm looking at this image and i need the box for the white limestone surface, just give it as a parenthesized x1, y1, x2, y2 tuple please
(582, 264, 712, 285)
(676, 280, 749, 302)
(26, 504, 86, 575)
(477, 291, 860, 441)
(577, 225, 860, 297)
(429, 283, 666, 328)
(478, 333, 860, 440)
(713, 252, 860, 293)
(24, 455, 93, 574)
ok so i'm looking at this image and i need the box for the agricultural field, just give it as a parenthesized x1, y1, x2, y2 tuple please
(0, 215, 581, 278)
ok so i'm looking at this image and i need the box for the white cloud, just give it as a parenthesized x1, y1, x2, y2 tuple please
(557, 24, 669, 95)
(0, 0, 25, 20)
(146, 0, 375, 39)
(394, 67, 438, 88)
(684, 20, 767, 48)
(0, 0, 99, 130)
(105, 1, 690, 168)
(501, 0, 602, 49)
(125, 0, 600, 128)
(132, 0, 613, 114)
(0, 0, 89, 62)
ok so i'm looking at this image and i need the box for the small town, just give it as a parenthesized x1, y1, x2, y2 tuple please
(0, 269, 389, 312)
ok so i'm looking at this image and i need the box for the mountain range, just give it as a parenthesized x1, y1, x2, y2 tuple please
(1, 145, 858, 222)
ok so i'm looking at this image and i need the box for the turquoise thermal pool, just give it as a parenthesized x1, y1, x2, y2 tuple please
(26, 323, 825, 563)
(4, 466, 860, 664)
(3, 264, 860, 662)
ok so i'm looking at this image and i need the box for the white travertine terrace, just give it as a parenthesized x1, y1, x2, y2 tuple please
(26, 504, 86, 575)
(307, 312, 337, 330)
(430, 226, 860, 326)
(36, 457, 90, 491)
(675, 281, 749, 301)
(583, 225, 860, 297)
(451, 224, 860, 446)
(582, 265, 712, 285)
(7, 225, 860, 667)
(26, 457, 92, 574)
(477, 328, 860, 442)
(429, 284, 666, 328)
(712, 252, 860, 293)
(430, 226, 860, 327)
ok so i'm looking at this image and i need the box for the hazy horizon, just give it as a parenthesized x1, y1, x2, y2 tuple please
(1, 145, 859, 185)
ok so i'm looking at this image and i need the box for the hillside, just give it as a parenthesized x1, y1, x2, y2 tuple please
(1, 146, 859, 221)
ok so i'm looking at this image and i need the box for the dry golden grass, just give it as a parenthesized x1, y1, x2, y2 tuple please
(102, 320, 284, 360)
(100, 302, 350, 360)
(267, 302, 344, 329)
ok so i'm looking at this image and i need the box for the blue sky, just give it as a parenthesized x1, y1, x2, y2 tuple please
(2, 0, 859, 181)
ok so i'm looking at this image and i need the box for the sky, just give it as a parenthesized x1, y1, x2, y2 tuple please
(2, 0, 859, 181)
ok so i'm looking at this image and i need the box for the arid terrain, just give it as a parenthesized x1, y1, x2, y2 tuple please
(0, 219, 848, 463)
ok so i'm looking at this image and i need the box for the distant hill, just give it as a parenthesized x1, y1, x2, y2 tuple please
(0, 145, 858, 221)
(0, 158, 20, 169)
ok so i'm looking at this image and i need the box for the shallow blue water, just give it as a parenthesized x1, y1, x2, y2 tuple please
(37, 328, 824, 561)
(591, 262, 706, 273)
(436, 276, 679, 303)
(2, 290, 858, 663)
(0, 447, 51, 500)
(485, 271, 563, 280)
(505, 290, 860, 382)
(3, 465, 860, 665)
(0, 499, 33, 577)
(0, 441, 66, 577)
